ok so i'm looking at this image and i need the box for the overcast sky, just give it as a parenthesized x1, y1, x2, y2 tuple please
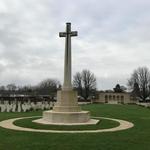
(0, 0, 150, 90)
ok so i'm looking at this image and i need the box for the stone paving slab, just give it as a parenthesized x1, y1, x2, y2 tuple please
(33, 118, 99, 125)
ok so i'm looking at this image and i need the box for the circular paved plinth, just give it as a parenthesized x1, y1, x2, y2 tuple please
(33, 118, 100, 125)
(0, 116, 134, 133)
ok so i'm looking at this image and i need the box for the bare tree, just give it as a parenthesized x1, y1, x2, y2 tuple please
(73, 69, 96, 100)
(131, 82, 140, 101)
(18, 85, 34, 95)
(0, 86, 6, 95)
(37, 78, 60, 96)
(128, 67, 150, 101)
(6, 83, 17, 91)
(0, 86, 5, 91)
(73, 72, 82, 96)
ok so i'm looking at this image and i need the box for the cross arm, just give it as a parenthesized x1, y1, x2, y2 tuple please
(71, 31, 78, 36)
(59, 32, 66, 37)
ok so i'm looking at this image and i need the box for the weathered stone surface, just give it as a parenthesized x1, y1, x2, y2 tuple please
(42, 110, 90, 124)
(53, 90, 81, 112)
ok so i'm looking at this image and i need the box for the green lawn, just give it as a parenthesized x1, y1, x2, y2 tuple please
(13, 116, 119, 130)
(0, 104, 150, 150)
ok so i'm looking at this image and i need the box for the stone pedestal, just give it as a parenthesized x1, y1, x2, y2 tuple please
(34, 90, 99, 125)
(42, 110, 90, 124)
(43, 90, 91, 124)
(53, 90, 81, 112)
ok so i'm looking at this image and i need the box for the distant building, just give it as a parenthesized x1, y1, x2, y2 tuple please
(95, 91, 135, 104)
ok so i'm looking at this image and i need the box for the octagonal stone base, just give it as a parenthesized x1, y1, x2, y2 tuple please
(45, 110, 90, 123)
(34, 110, 99, 125)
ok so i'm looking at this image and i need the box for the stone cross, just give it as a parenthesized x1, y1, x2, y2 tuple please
(59, 22, 78, 90)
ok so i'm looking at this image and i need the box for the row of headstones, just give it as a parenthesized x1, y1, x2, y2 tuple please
(136, 102, 150, 108)
(0, 101, 55, 112)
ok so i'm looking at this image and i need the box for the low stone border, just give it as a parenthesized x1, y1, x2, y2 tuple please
(0, 116, 134, 133)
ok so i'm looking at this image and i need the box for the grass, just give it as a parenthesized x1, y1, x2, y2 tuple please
(0, 104, 150, 150)
(13, 117, 119, 130)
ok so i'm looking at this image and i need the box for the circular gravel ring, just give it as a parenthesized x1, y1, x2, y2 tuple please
(0, 116, 134, 133)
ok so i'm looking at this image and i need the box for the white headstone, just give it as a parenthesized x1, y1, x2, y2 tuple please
(12, 103, 16, 112)
(1, 104, 6, 112)
(17, 102, 21, 112)
(22, 103, 27, 112)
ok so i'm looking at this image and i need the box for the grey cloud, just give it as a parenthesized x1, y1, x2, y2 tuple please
(0, 0, 150, 90)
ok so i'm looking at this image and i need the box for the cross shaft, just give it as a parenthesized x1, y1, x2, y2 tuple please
(59, 23, 78, 91)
